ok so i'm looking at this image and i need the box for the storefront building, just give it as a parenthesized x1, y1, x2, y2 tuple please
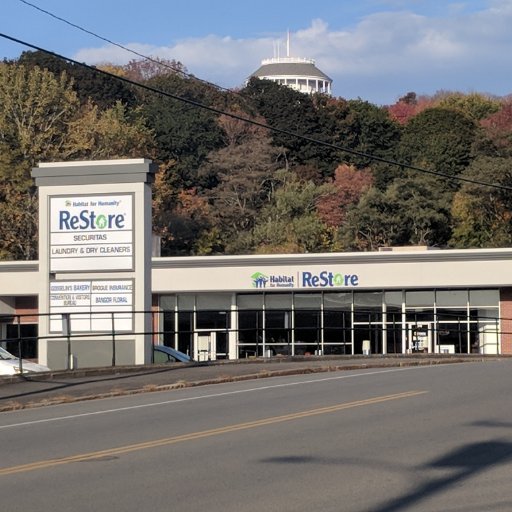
(151, 248, 509, 360)
(0, 246, 511, 366)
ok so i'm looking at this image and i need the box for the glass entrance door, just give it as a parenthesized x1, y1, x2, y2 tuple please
(194, 331, 229, 361)
(195, 332, 215, 361)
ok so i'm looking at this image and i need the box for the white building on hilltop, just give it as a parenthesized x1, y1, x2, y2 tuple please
(249, 33, 332, 95)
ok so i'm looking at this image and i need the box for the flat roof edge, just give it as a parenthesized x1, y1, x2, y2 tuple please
(151, 248, 512, 268)
(38, 159, 151, 168)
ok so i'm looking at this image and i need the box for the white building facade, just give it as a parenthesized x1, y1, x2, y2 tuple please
(1, 247, 511, 368)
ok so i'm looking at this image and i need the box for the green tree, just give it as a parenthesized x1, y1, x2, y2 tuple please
(0, 145, 38, 259)
(436, 92, 500, 121)
(251, 171, 333, 253)
(65, 101, 154, 160)
(398, 107, 478, 181)
(340, 173, 452, 250)
(0, 184, 38, 260)
(241, 78, 331, 170)
(450, 156, 512, 247)
(0, 63, 79, 167)
(17, 50, 136, 108)
(342, 99, 402, 168)
(140, 73, 225, 187)
(340, 188, 405, 251)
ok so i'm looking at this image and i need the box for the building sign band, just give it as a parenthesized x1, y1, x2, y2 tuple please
(49, 194, 133, 272)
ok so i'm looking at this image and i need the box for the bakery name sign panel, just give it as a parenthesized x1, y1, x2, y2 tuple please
(49, 194, 133, 272)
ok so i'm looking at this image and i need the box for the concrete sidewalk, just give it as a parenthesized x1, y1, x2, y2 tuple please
(0, 355, 497, 412)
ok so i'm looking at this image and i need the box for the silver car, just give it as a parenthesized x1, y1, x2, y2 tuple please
(0, 346, 50, 375)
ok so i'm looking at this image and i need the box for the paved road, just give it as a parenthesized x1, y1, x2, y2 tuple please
(0, 355, 485, 411)
(1, 360, 511, 512)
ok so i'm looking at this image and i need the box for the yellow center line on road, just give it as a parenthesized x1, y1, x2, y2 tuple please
(0, 390, 427, 476)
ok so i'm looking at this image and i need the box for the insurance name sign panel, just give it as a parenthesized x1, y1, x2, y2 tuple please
(49, 194, 134, 272)
(49, 280, 133, 333)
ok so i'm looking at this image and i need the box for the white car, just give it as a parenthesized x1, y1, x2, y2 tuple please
(0, 347, 50, 375)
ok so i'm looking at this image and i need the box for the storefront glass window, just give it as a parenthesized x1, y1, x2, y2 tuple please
(385, 311, 403, 354)
(385, 291, 403, 307)
(436, 290, 468, 307)
(159, 295, 176, 310)
(178, 295, 195, 310)
(238, 310, 263, 358)
(294, 293, 322, 309)
(196, 293, 232, 310)
(406, 291, 435, 307)
(436, 308, 467, 322)
(177, 311, 193, 355)
(265, 310, 291, 355)
(265, 294, 293, 309)
(237, 294, 264, 310)
(323, 310, 352, 354)
(294, 309, 321, 355)
(324, 292, 352, 309)
(196, 311, 230, 330)
(469, 290, 499, 306)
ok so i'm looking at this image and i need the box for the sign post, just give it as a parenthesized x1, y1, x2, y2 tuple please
(32, 159, 156, 370)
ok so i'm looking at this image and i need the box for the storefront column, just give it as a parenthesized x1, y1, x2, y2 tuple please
(500, 288, 512, 354)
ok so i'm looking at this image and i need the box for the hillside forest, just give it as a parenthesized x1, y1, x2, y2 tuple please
(1, 51, 512, 260)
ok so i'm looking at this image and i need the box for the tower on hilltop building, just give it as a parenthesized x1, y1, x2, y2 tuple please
(249, 32, 332, 95)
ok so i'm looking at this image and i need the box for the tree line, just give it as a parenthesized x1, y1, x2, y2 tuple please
(1, 50, 511, 260)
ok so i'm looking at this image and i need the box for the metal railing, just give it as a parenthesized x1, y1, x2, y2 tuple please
(0, 309, 506, 374)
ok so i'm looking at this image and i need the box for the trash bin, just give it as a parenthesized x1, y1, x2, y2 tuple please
(362, 340, 371, 356)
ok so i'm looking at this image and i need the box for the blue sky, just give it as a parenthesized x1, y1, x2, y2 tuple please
(1, 0, 511, 104)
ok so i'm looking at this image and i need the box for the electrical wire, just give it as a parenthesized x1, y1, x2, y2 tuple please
(16, 0, 237, 94)
(1, 31, 511, 192)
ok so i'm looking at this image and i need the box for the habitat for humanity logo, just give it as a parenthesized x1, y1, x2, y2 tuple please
(251, 272, 295, 288)
(251, 272, 268, 288)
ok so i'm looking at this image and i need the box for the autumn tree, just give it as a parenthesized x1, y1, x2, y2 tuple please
(122, 57, 187, 82)
(436, 92, 500, 121)
(480, 100, 512, 156)
(65, 101, 154, 160)
(0, 63, 79, 167)
(386, 92, 433, 124)
(0, 62, 155, 259)
(316, 164, 373, 228)
(193, 114, 283, 253)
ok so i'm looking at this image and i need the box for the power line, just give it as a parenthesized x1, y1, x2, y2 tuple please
(1, 31, 511, 193)
(16, 0, 236, 94)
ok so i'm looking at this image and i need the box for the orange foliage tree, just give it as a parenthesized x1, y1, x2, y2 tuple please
(316, 164, 374, 228)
